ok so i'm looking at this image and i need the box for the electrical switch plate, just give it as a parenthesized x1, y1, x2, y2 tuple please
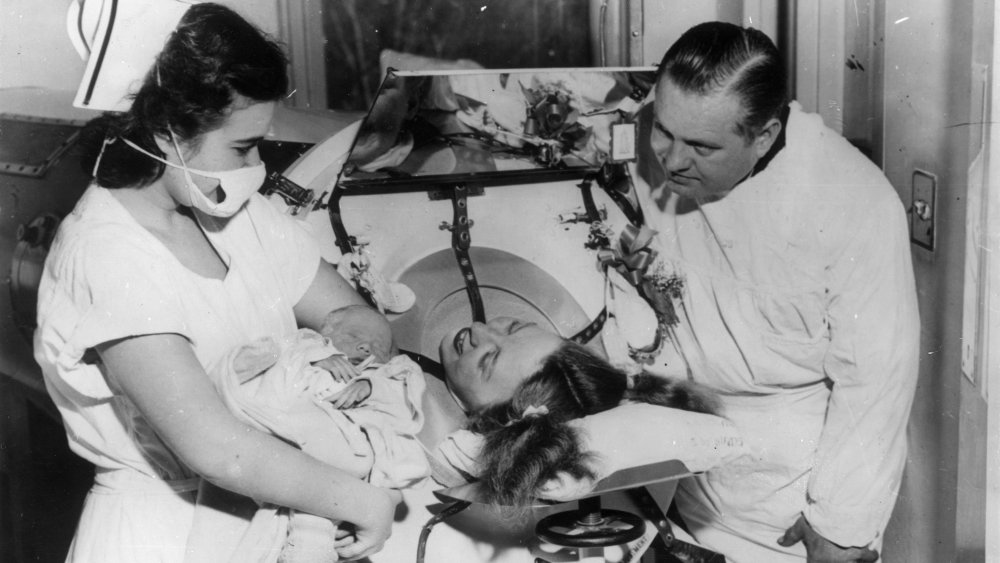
(910, 169, 937, 250)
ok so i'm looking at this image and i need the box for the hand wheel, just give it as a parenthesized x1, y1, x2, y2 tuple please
(535, 507, 646, 548)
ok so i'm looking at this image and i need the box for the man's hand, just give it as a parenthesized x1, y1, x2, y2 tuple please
(778, 516, 879, 563)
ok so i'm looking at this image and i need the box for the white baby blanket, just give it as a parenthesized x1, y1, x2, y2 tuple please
(188, 329, 428, 563)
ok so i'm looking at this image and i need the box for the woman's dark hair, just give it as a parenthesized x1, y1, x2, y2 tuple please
(80, 3, 289, 188)
(467, 341, 720, 509)
(657, 21, 788, 141)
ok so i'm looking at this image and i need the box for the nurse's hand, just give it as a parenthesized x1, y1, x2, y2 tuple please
(334, 487, 400, 560)
(778, 515, 880, 562)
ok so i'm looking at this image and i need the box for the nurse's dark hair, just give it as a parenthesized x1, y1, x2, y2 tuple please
(80, 3, 288, 188)
(656, 21, 788, 141)
(467, 340, 720, 510)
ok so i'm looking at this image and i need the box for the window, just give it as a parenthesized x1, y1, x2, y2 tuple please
(321, 0, 594, 111)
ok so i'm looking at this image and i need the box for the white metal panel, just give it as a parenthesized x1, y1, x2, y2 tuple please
(794, 1, 846, 132)
(881, 0, 991, 561)
(640, 1, 746, 66)
(276, 0, 328, 110)
(982, 4, 1000, 560)
(741, 0, 778, 38)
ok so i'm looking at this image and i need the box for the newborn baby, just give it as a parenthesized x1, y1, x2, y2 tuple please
(321, 303, 397, 363)
(314, 304, 401, 409)
(208, 305, 427, 563)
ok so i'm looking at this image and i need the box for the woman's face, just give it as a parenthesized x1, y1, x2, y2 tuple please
(159, 98, 275, 205)
(439, 317, 565, 412)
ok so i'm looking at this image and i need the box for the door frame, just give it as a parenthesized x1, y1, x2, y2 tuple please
(984, 5, 1000, 555)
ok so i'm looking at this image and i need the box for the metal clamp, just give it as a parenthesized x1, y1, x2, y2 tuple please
(260, 171, 314, 215)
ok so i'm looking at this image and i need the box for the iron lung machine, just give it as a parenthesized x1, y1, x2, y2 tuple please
(271, 67, 665, 475)
(0, 91, 93, 408)
(282, 67, 659, 361)
(270, 68, 721, 562)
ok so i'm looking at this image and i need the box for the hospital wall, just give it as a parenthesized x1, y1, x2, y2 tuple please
(877, 0, 991, 561)
(0, 0, 279, 91)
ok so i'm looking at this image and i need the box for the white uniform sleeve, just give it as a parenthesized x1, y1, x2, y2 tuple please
(805, 190, 920, 547)
(67, 234, 189, 354)
(33, 231, 189, 403)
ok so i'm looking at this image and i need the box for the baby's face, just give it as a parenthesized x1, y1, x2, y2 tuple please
(321, 306, 396, 363)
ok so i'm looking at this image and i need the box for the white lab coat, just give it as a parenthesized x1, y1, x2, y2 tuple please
(627, 102, 920, 562)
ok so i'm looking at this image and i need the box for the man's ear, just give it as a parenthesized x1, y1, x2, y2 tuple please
(753, 117, 782, 158)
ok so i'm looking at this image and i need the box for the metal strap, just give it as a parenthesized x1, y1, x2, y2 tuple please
(596, 162, 644, 228)
(569, 163, 649, 344)
(570, 307, 607, 344)
(326, 191, 376, 307)
(629, 487, 728, 562)
(567, 175, 609, 344)
(400, 349, 445, 380)
(450, 185, 486, 323)
(327, 191, 354, 255)
(578, 176, 602, 222)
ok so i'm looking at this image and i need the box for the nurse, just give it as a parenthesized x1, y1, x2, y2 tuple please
(33, 4, 395, 562)
(639, 21, 919, 563)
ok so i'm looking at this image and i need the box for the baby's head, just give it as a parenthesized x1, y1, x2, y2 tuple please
(320, 305, 397, 364)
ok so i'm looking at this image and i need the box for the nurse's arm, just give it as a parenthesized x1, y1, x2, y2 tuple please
(293, 258, 367, 331)
(96, 332, 395, 556)
(804, 192, 920, 548)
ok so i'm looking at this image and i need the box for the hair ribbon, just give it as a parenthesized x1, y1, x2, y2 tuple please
(506, 404, 549, 427)
(522, 405, 549, 417)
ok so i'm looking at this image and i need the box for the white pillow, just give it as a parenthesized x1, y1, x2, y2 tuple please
(433, 402, 746, 502)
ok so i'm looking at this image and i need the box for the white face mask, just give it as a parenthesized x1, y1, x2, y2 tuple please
(123, 133, 265, 217)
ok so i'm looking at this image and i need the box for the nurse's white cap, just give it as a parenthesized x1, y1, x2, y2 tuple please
(71, 0, 191, 112)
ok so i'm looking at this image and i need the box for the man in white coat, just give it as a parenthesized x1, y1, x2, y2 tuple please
(635, 21, 919, 563)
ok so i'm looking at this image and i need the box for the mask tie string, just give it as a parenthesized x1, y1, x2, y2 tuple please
(91, 136, 116, 179)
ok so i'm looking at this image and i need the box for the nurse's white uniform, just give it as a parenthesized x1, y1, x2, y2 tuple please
(631, 102, 920, 562)
(34, 187, 320, 563)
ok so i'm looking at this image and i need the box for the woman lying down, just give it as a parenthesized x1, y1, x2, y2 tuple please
(202, 307, 743, 561)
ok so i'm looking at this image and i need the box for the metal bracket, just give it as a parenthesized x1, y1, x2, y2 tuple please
(260, 171, 315, 215)
(428, 184, 484, 200)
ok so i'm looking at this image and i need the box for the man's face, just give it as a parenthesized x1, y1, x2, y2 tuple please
(650, 79, 774, 201)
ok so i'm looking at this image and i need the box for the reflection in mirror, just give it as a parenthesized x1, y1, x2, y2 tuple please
(339, 68, 656, 188)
